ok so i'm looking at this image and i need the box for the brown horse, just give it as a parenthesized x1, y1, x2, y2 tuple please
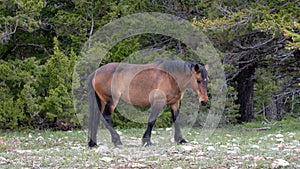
(88, 59, 209, 147)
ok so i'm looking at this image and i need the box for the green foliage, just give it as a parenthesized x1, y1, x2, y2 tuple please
(242, 114, 300, 131)
(102, 36, 142, 64)
(52, 10, 89, 51)
(43, 37, 78, 128)
(223, 86, 240, 124)
(0, 0, 44, 44)
(0, 38, 78, 129)
(0, 92, 23, 129)
(0, 58, 40, 129)
(254, 69, 282, 113)
(283, 22, 300, 50)
(279, 115, 300, 130)
(193, 0, 299, 123)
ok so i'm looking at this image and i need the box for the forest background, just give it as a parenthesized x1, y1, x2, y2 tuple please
(0, 0, 299, 130)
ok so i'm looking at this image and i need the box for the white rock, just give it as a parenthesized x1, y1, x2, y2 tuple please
(0, 157, 9, 165)
(275, 134, 284, 138)
(248, 163, 258, 168)
(227, 150, 237, 154)
(220, 145, 227, 149)
(70, 146, 82, 150)
(131, 163, 147, 168)
(138, 158, 146, 162)
(288, 132, 296, 137)
(228, 147, 240, 154)
(173, 167, 182, 169)
(166, 127, 172, 131)
(270, 147, 279, 151)
(36, 136, 44, 141)
(190, 140, 199, 145)
(15, 149, 32, 155)
(242, 154, 253, 160)
(196, 151, 204, 156)
(100, 157, 114, 163)
(116, 130, 122, 136)
(230, 166, 239, 169)
(254, 156, 265, 161)
(236, 162, 243, 166)
(271, 159, 289, 168)
(275, 138, 284, 142)
(95, 145, 110, 154)
(233, 146, 241, 152)
(184, 156, 195, 161)
(251, 145, 260, 149)
(182, 145, 194, 152)
(207, 146, 216, 151)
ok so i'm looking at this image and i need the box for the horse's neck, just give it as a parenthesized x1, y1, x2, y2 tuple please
(173, 73, 191, 92)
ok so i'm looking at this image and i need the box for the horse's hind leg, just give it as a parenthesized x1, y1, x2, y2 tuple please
(101, 102, 122, 146)
(171, 102, 187, 144)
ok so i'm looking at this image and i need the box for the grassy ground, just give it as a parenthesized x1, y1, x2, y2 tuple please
(0, 122, 299, 168)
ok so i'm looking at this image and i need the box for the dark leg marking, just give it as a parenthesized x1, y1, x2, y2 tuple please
(171, 108, 187, 144)
(142, 102, 165, 146)
(102, 103, 122, 146)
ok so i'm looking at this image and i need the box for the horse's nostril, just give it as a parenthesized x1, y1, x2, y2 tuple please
(200, 101, 207, 106)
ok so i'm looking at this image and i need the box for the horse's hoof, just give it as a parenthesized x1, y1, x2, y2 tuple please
(88, 140, 97, 147)
(113, 140, 123, 147)
(143, 141, 153, 146)
(142, 138, 153, 146)
(114, 144, 124, 148)
(178, 138, 188, 144)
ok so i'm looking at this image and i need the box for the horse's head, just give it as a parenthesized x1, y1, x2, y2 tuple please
(190, 64, 209, 105)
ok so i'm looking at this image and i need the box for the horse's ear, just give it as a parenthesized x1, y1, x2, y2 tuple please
(204, 64, 209, 72)
(194, 64, 200, 73)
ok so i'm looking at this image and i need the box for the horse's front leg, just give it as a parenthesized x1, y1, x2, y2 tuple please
(142, 105, 162, 146)
(142, 101, 165, 146)
(171, 102, 187, 144)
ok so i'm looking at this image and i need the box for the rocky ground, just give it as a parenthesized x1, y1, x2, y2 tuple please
(0, 126, 299, 168)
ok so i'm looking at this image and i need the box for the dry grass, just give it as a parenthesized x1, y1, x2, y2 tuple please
(0, 123, 299, 168)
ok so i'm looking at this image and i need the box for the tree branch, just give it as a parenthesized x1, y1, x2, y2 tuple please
(0, 19, 19, 44)
(234, 36, 275, 50)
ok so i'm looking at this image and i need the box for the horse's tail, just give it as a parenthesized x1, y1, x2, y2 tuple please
(88, 71, 101, 147)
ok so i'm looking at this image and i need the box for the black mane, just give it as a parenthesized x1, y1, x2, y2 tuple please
(154, 59, 207, 79)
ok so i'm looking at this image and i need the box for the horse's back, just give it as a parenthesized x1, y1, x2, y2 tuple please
(93, 62, 181, 106)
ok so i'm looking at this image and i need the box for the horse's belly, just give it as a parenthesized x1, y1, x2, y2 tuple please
(120, 86, 153, 106)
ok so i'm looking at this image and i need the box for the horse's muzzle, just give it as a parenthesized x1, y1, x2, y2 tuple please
(200, 100, 208, 106)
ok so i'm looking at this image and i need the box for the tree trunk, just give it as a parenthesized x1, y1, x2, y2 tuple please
(265, 96, 284, 121)
(236, 64, 255, 122)
(275, 96, 284, 121)
(265, 100, 277, 121)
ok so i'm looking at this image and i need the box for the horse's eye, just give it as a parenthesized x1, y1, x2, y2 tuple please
(197, 80, 201, 84)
